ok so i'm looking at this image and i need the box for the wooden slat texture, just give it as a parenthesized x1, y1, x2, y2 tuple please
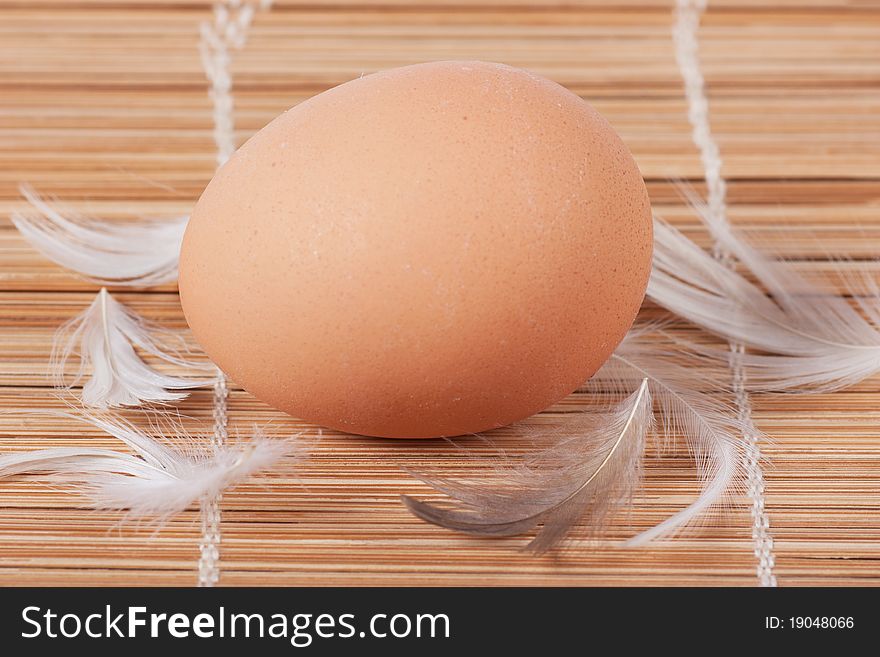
(0, 1, 878, 586)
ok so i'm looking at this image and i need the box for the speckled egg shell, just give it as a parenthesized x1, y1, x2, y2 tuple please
(179, 60, 653, 438)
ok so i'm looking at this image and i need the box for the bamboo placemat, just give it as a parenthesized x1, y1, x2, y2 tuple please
(0, 0, 878, 586)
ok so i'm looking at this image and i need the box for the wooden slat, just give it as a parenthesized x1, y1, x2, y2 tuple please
(0, 1, 878, 586)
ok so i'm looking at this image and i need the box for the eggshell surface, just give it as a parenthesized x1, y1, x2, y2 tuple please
(179, 61, 653, 438)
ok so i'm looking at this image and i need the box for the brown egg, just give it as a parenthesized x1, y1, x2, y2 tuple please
(179, 61, 652, 438)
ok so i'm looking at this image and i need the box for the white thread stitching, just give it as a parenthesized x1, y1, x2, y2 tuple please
(197, 369, 227, 587)
(673, 0, 778, 587)
(196, 0, 271, 588)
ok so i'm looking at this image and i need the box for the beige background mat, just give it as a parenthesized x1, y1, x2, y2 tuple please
(0, 0, 878, 585)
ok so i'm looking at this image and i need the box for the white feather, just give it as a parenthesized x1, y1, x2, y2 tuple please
(648, 214, 880, 392)
(606, 329, 748, 545)
(0, 412, 292, 521)
(11, 185, 186, 286)
(402, 379, 652, 552)
(52, 288, 210, 408)
(402, 323, 755, 548)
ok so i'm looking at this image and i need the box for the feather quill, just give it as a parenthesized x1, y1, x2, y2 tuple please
(403, 379, 652, 552)
(0, 412, 292, 521)
(52, 288, 209, 408)
(11, 185, 187, 286)
(648, 213, 880, 392)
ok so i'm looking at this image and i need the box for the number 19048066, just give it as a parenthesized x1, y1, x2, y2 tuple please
(789, 617, 854, 629)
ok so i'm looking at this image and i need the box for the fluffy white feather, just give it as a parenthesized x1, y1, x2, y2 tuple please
(649, 214, 880, 392)
(403, 380, 652, 552)
(52, 288, 209, 408)
(606, 328, 748, 545)
(402, 321, 756, 549)
(0, 412, 292, 520)
(403, 379, 652, 552)
(11, 185, 187, 286)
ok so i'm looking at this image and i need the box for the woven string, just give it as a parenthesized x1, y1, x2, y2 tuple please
(673, 0, 778, 587)
(196, 0, 271, 588)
